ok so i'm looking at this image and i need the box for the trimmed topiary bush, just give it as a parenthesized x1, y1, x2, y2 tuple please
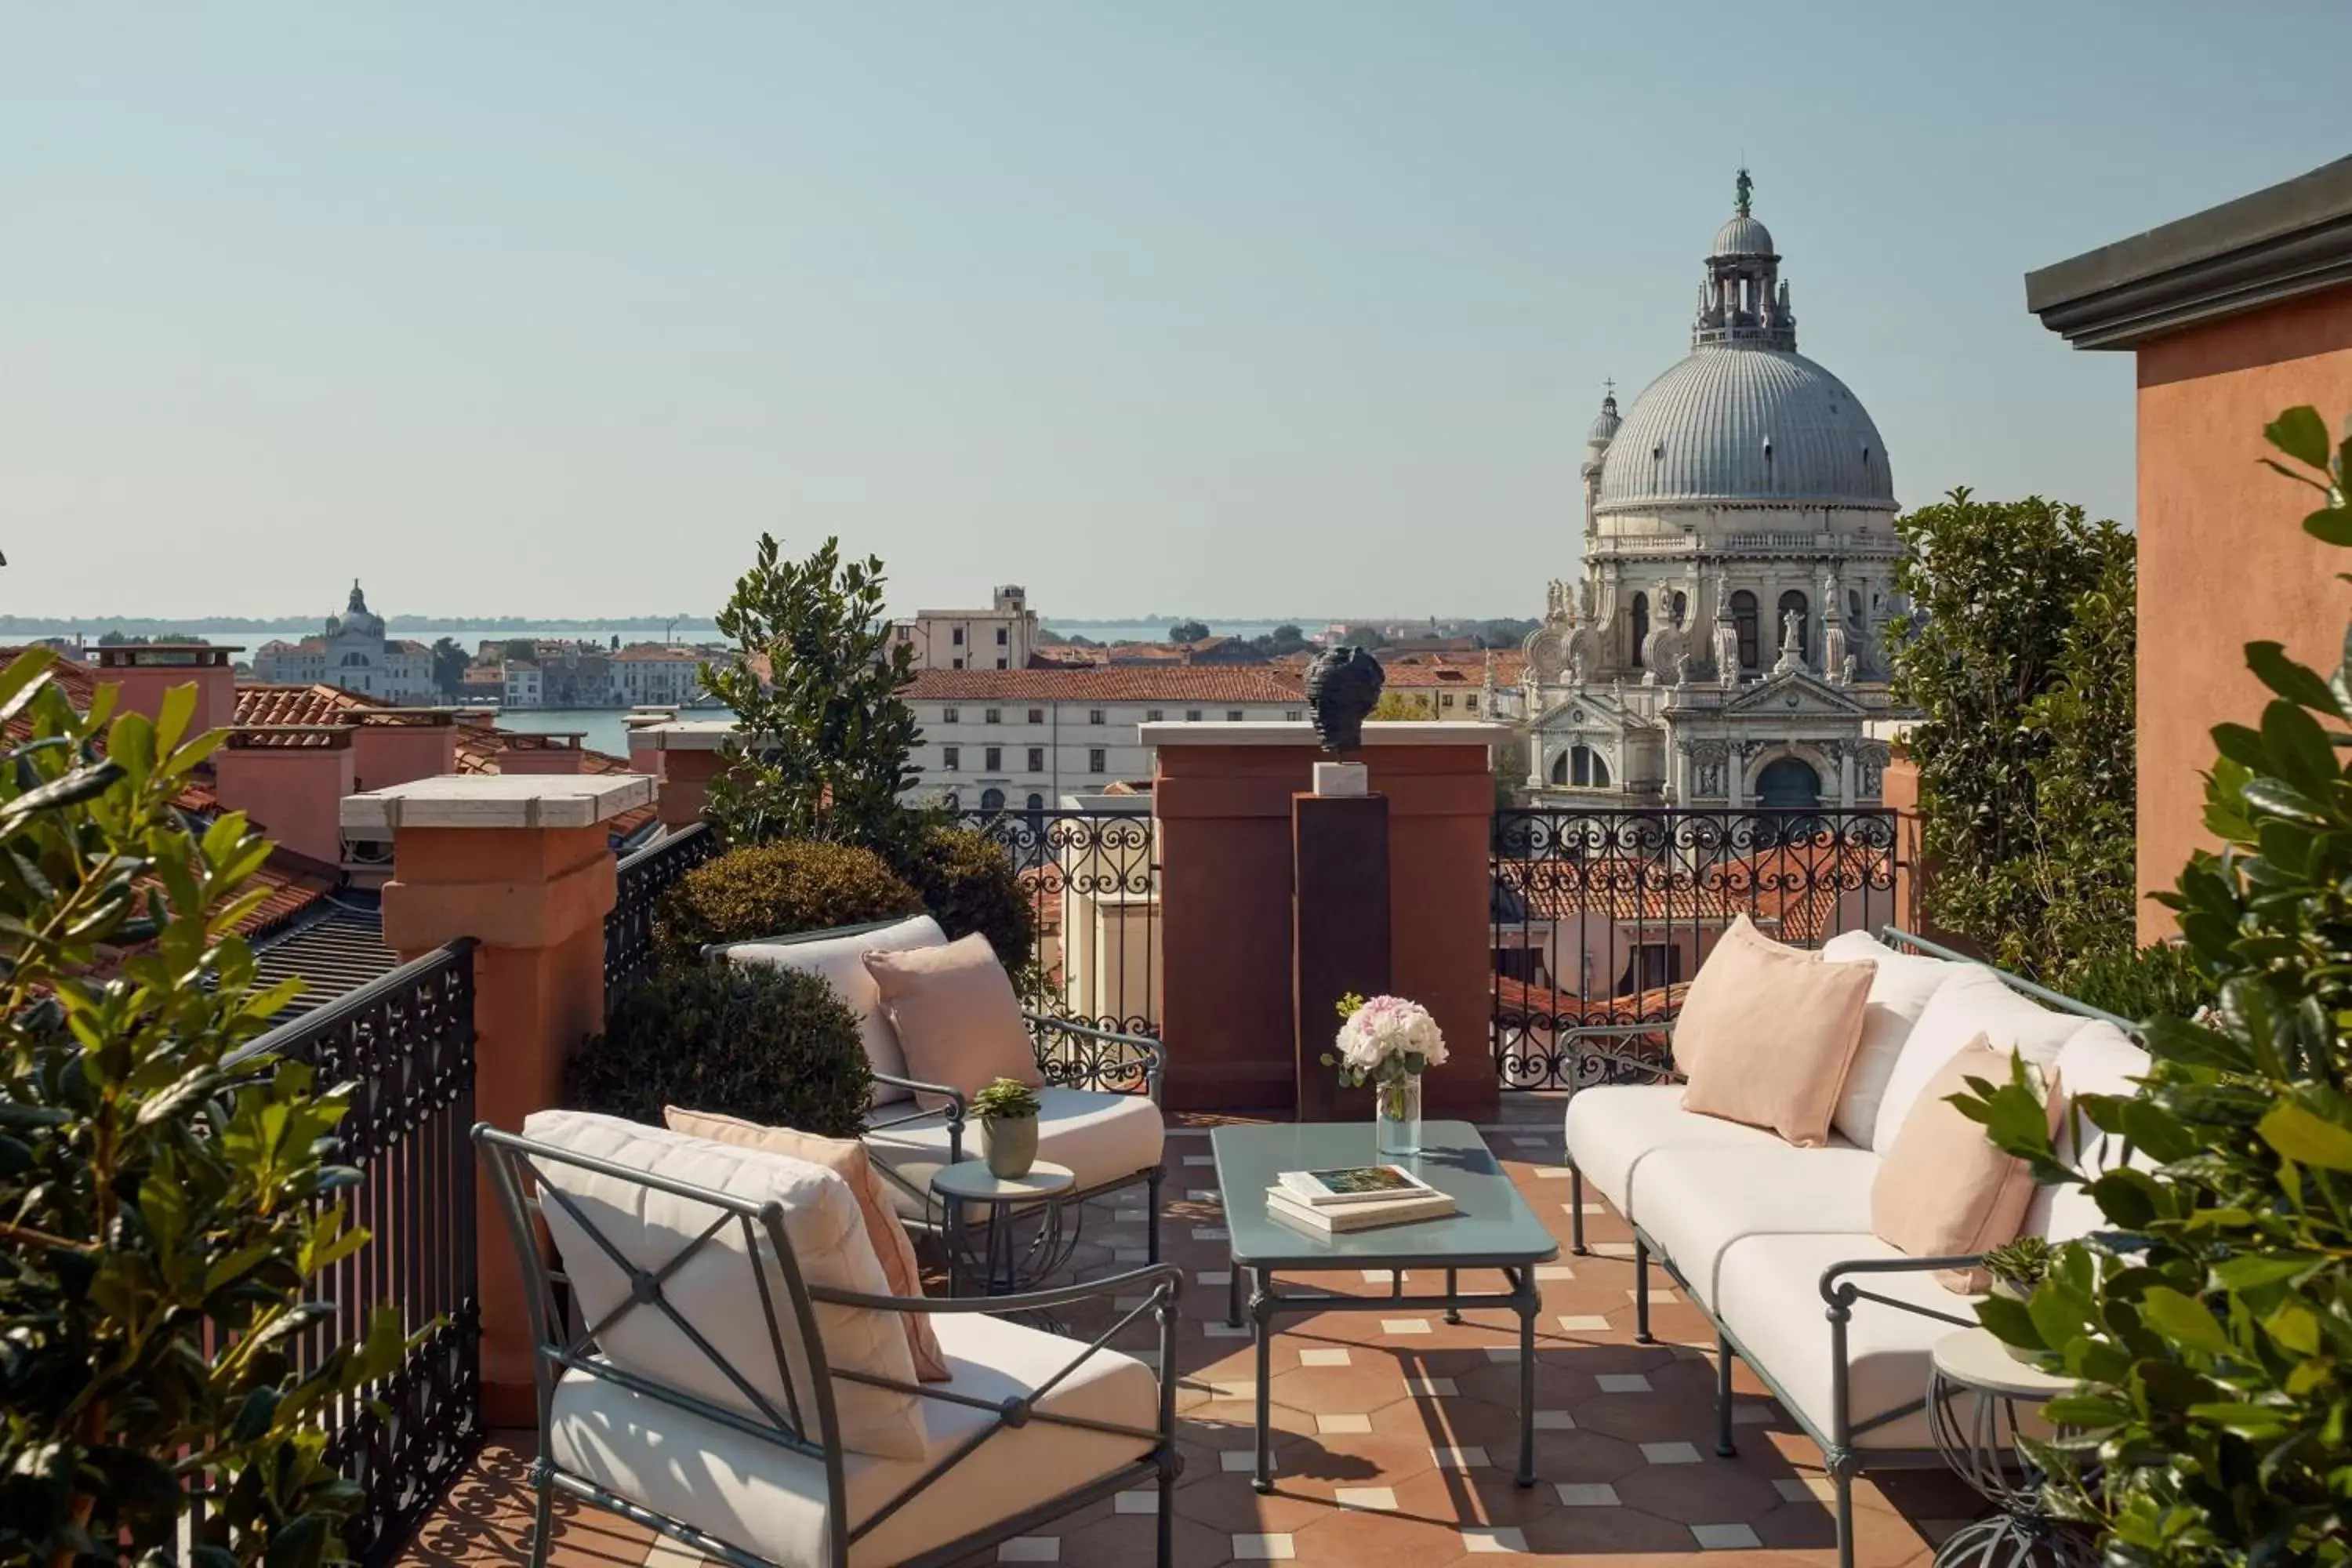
(897, 823, 1037, 971)
(568, 962, 873, 1137)
(652, 839, 923, 971)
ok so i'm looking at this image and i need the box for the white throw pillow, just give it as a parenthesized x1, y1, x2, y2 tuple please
(521, 1109, 928, 1461)
(717, 916, 946, 1105)
(1819, 931, 1963, 1147)
(2027, 1019, 2153, 1243)
(1867, 966, 2085, 1152)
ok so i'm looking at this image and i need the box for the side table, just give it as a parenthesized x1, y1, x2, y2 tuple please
(931, 1159, 1077, 1299)
(1926, 1327, 2091, 1567)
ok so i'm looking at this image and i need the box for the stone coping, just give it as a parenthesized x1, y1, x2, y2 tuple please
(633, 720, 764, 752)
(340, 774, 655, 833)
(1140, 720, 1504, 748)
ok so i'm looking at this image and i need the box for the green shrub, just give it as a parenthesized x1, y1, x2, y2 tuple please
(895, 823, 1037, 971)
(0, 651, 405, 1567)
(1960, 405, 2352, 1565)
(2060, 939, 2215, 1025)
(652, 839, 922, 971)
(570, 962, 873, 1137)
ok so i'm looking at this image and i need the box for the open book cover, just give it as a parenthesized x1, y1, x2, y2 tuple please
(1275, 1164, 1438, 1207)
(1264, 1185, 1457, 1235)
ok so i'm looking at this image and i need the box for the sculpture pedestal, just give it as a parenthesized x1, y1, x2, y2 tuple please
(1293, 793, 1389, 1121)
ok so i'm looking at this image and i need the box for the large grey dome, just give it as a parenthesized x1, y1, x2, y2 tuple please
(1595, 347, 1894, 514)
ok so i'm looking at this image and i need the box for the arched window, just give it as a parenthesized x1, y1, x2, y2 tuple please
(1730, 590, 1760, 671)
(1777, 590, 1810, 661)
(339, 652, 370, 668)
(1628, 593, 1650, 668)
(1550, 750, 1571, 786)
(1847, 588, 1863, 622)
(1025, 793, 1044, 813)
(1670, 590, 1687, 627)
(979, 786, 1006, 813)
(1755, 756, 1821, 811)
(1555, 744, 1611, 789)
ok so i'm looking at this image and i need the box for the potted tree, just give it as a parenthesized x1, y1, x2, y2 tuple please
(972, 1077, 1044, 1179)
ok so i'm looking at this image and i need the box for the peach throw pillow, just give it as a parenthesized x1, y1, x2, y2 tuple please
(1869, 1037, 2064, 1292)
(1674, 916, 1875, 1146)
(863, 934, 1043, 1111)
(662, 1106, 949, 1382)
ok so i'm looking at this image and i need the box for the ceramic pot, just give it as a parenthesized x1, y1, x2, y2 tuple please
(982, 1115, 1039, 1179)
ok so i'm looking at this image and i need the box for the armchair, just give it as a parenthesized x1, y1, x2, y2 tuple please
(476, 1123, 1184, 1568)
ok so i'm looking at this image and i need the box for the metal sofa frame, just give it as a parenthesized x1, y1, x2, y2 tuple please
(705, 919, 1171, 1261)
(1560, 927, 2133, 1568)
(477, 1125, 1185, 1568)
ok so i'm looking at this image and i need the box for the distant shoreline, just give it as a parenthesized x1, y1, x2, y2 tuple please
(0, 615, 724, 636)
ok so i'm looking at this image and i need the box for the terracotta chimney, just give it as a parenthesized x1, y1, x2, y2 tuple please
(93, 644, 240, 736)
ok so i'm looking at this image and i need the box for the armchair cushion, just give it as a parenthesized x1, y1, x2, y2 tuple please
(521, 1109, 927, 1461)
(662, 1106, 950, 1382)
(1818, 931, 1966, 1147)
(717, 916, 947, 1107)
(865, 1086, 1163, 1222)
(866, 934, 1044, 1111)
(546, 1309, 1158, 1567)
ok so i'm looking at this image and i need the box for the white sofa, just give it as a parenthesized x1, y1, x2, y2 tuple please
(1562, 927, 2147, 1568)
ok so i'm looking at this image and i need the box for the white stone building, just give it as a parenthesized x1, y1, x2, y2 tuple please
(902, 667, 1304, 812)
(609, 645, 709, 706)
(1522, 173, 1905, 809)
(890, 586, 1040, 672)
(251, 582, 437, 702)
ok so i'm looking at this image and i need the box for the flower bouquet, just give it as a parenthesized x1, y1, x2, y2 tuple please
(1322, 993, 1448, 1158)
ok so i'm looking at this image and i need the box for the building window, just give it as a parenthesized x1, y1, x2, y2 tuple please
(984, 708, 1001, 724)
(1088, 708, 1105, 726)
(1147, 709, 1164, 722)
(1777, 590, 1810, 661)
(1088, 748, 1106, 774)
(1849, 587, 1864, 622)
(1285, 710, 1302, 721)
(980, 786, 1005, 812)
(1440, 692, 1455, 709)
(952, 628, 964, 646)
(1025, 792, 1044, 813)
(1731, 590, 1760, 671)
(942, 746, 960, 769)
(1466, 694, 1479, 711)
(996, 658, 1007, 669)
(984, 746, 1002, 771)
(942, 706, 959, 724)
(1186, 710, 1203, 722)
(1225, 710, 1243, 722)
(1027, 708, 1044, 724)
(1629, 591, 1650, 668)
(1552, 745, 1611, 789)
(1671, 590, 1688, 626)
(996, 628, 1008, 645)
(1026, 746, 1044, 772)
(953, 657, 964, 670)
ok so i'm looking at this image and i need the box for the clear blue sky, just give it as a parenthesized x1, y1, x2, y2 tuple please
(4, 3, 2340, 621)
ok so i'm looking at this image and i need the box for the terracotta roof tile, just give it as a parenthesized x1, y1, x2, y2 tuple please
(902, 667, 1305, 702)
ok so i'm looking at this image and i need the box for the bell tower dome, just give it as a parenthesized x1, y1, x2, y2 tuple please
(1693, 169, 1796, 350)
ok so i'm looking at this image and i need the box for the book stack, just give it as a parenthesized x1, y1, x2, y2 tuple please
(1264, 1163, 1457, 1235)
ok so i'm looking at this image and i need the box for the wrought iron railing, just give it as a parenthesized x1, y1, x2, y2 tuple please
(221, 940, 481, 1567)
(1490, 807, 1901, 1091)
(956, 808, 1160, 1038)
(604, 820, 720, 1011)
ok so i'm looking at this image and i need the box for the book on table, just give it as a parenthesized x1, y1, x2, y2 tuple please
(1263, 1185, 1457, 1235)
(1274, 1164, 1439, 1207)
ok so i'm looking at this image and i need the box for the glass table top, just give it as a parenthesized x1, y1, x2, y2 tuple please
(1210, 1120, 1559, 1269)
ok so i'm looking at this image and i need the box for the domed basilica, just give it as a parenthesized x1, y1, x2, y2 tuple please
(1521, 172, 1903, 809)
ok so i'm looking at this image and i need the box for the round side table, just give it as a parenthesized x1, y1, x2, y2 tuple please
(1926, 1327, 2091, 1568)
(931, 1160, 1077, 1300)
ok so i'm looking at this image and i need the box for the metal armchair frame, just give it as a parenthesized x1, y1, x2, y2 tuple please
(476, 1126, 1185, 1568)
(1558, 927, 2132, 1568)
(708, 920, 1171, 1261)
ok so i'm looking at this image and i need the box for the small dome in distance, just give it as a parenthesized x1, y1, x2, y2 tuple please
(1587, 387, 1622, 443)
(1712, 212, 1775, 256)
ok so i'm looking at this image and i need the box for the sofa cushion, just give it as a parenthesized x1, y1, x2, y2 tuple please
(1563, 1083, 1802, 1229)
(1714, 1231, 1981, 1453)
(718, 916, 947, 1106)
(1818, 931, 1964, 1147)
(864, 1086, 1163, 1222)
(1872, 1039, 2063, 1290)
(1868, 967, 2083, 1152)
(1628, 1142, 1878, 1308)
(866, 935, 1044, 1111)
(546, 1310, 1159, 1566)
(662, 1107, 949, 1383)
(2029, 1020, 2152, 1245)
(521, 1109, 926, 1461)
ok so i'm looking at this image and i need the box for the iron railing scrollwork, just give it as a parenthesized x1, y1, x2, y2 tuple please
(222, 940, 482, 1567)
(956, 809, 1160, 1040)
(604, 821, 720, 1012)
(1490, 806, 1901, 1091)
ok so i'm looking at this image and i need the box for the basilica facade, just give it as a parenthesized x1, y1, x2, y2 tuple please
(1522, 173, 1904, 810)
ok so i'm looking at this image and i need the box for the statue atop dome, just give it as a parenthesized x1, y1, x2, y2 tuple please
(1734, 166, 1753, 217)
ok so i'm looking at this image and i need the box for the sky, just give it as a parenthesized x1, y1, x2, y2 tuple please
(3, 3, 2342, 622)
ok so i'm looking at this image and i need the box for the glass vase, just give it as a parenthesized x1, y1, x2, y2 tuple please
(1376, 1073, 1424, 1160)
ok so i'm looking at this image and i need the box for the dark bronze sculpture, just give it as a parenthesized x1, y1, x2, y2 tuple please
(1303, 645, 1385, 752)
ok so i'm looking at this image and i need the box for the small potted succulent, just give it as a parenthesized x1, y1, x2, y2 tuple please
(972, 1077, 1044, 1179)
(1982, 1236, 2053, 1359)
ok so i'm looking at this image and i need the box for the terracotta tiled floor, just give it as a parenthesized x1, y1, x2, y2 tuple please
(401, 1102, 1982, 1568)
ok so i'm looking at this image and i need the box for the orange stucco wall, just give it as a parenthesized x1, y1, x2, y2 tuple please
(2132, 282, 2352, 939)
(212, 746, 356, 866)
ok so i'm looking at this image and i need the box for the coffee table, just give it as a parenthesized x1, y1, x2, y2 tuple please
(1210, 1120, 1560, 1491)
